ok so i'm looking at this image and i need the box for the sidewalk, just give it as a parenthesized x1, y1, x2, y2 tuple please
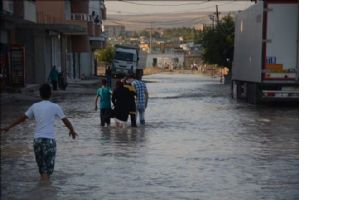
(1, 78, 100, 105)
(1, 84, 40, 105)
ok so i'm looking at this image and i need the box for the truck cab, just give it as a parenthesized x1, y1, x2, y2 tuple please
(112, 45, 139, 78)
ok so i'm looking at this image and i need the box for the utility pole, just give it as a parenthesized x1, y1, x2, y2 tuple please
(209, 5, 220, 29)
(149, 22, 152, 54)
(215, 5, 220, 26)
(209, 14, 215, 29)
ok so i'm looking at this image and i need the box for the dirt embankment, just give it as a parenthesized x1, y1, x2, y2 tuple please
(144, 67, 222, 76)
(143, 67, 163, 75)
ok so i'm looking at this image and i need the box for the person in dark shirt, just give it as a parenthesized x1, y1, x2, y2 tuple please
(105, 65, 112, 88)
(48, 65, 59, 90)
(112, 80, 135, 128)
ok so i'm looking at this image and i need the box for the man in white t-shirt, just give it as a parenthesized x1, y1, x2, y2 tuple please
(1, 84, 78, 181)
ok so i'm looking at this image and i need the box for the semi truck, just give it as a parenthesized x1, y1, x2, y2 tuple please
(112, 45, 143, 79)
(232, 0, 299, 104)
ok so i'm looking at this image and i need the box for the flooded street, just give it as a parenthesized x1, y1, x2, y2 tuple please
(1, 74, 298, 200)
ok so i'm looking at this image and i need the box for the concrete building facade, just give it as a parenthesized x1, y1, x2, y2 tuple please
(146, 53, 184, 69)
(1, 0, 44, 87)
(38, 0, 106, 79)
(0, 0, 106, 89)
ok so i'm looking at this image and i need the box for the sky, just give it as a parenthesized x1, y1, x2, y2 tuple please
(104, 1, 254, 30)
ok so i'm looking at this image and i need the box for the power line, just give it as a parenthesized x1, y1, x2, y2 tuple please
(107, 12, 234, 29)
(106, 1, 239, 16)
(154, 18, 208, 25)
(180, 1, 232, 12)
(108, 16, 209, 25)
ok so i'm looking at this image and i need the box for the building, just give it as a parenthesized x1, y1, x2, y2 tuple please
(139, 43, 149, 53)
(68, 0, 106, 78)
(1, 0, 47, 88)
(146, 53, 184, 69)
(193, 23, 205, 31)
(35, 0, 87, 82)
(0, 0, 106, 89)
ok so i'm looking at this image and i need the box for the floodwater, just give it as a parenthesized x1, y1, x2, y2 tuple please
(1, 74, 299, 200)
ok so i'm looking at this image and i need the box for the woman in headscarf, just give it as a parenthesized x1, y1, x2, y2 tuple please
(111, 80, 134, 128)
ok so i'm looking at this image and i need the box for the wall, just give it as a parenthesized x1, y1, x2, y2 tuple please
(89, 0, 101, 16)
(72, 35, 90, 52)
(36, 1, 65, 23)
(50, 34, 62, 71)
(71, 51, 92, 79)
(71, 0, 89, 13)
(16, 29, 53, 85)
(79, 52, 91, 78)
(16, 29, 35, 84)
(34, 31, 53, 84)
(13, 1, 24, 19)
(146, 53, 184, 68)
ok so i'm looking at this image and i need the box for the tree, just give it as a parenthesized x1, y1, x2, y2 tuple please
(199, 14, 235, 69)
(163, 27, 200, 41)
(96, 46, 115, 64)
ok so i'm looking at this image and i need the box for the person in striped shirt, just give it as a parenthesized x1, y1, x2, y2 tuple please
(132, 75, 149, 125)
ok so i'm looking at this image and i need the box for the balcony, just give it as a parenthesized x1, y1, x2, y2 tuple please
(71, 13, 93, 22)
(69, 13, 93, 35)
(70, 13, 104, 37)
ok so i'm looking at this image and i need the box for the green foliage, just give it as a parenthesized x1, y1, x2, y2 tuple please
(163, 27, 201, 41)
(199, 14, 235, 69)
(138, 30, 149, 37)
(96, 46, 115, 64)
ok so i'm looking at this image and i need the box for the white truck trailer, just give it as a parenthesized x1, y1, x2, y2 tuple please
(112, 45, 143, 79)
(232, 0, 299, 104)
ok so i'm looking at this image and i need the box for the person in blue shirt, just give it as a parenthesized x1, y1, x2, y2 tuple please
(95, 79, 112, 127)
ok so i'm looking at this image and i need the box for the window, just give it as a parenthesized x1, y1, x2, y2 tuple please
(115, 52, 134, 62)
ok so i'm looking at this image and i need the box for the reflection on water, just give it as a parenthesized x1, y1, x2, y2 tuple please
(1, 74, 298, 200)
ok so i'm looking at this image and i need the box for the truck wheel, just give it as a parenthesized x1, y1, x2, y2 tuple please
(232, 81, 237, 99)
(247, 83, 260, 104)
(236, 82, 244, 100)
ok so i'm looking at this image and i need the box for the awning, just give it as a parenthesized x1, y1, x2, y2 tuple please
(89, 36, 106, 42)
